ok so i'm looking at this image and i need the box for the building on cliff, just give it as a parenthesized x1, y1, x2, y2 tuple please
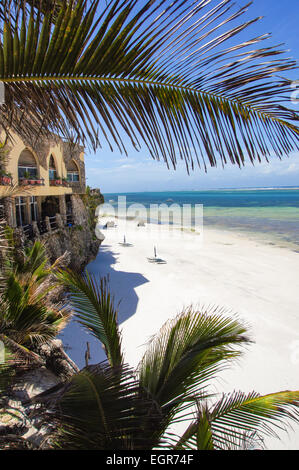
(0, 129, 87, 235)
(0, 130, 101, 269)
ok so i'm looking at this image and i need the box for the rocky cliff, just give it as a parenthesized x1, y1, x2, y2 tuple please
(12, 193, 103, 272)
(0, 193, 105, 448)
(43, 193, 103, 271)
(42, 221, 100, 271)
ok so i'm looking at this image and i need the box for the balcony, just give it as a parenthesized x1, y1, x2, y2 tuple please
(19, 177, 45, 186)
(0, 174, 12, 186)
(18, 161, 41, 187)
(20, 212, 75, 240)
(49, 178, 69, 187)
(50, 179, 62, 186)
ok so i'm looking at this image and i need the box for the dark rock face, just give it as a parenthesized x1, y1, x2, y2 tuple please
(42, 223, 101, 271)
(0, 195, 104, 449)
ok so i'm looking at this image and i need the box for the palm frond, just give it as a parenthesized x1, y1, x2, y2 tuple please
(15, 240, 48, 277)
(138, 305, 250, 412)
(57, 269, 123, 367)
(0, 234, 70, 350)
(0, 285, 67, 346)
(35, 361, 164, 450)
(174, 390, 299, 450)
(0, 334, 44, 366)
(0, 258, 69, 348)
(0, 0, 298, 169)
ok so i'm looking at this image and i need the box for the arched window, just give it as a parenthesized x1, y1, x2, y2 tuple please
(18, 149, 38, 180)
(67, 160, 80, 182)
(49, 155, 58, 181)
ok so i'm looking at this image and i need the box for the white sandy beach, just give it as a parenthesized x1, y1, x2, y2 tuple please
(60, 219, 299, 450)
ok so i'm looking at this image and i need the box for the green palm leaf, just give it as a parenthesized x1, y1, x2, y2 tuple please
(57, 269, 123, 367)
(16, 241, 48, 277)
(0, 274, 67, 346)
(0, 240, 69, 348)
(138, 306, 250, 412)
(0, 0, 298, 169)
(174, 390, 299, 450)
(36, 362, 164, 450)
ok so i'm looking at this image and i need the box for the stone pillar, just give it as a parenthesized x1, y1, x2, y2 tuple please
(37, 196, 42, 221)
(55, 213, 64, 229)
(32, 221, 40, 238)
(59, 195, 67, 224)
(14, 227, 26, 246)
(71, 194, 87, 225)
(25, 196, 30, 224)
(45, 216, 51, 232)
(4, 197, 15, 227)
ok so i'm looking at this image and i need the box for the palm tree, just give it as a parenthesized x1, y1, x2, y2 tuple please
(24, 270, 299, 450)
(0, 235, 70, 349)
(0, 0, 298, 171)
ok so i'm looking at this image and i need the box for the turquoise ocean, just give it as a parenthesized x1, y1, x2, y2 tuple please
(103, 188, 299, 252)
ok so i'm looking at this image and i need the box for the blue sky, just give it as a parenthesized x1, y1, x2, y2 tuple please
(84, 0, 299, 193)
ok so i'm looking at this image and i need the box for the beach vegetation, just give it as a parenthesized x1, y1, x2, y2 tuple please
(82, 186, 105, 231)
(0, 235, 69, 350)
(19, 271, 298, 450)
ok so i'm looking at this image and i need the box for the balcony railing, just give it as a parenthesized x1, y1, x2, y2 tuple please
(22, 224, 34, 240)
(66, 213, 74, 226)
(37, 220, 47, 235)
(48, 216, 57, 230)
(21, 213, 76, 240)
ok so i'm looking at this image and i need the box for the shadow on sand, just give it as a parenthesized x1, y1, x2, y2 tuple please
(59, 245, 149, 369)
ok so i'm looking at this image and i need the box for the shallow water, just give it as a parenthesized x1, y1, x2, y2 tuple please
(103, 188, 299, 251)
